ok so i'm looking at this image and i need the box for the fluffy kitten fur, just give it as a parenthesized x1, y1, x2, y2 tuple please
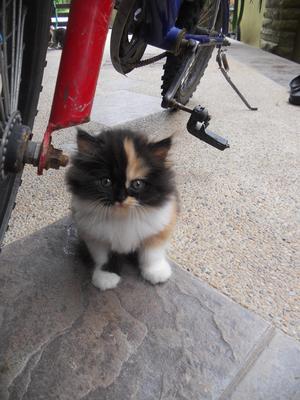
(67, 128, 177, 291)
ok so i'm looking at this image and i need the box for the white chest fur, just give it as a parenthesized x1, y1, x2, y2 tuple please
(71, 196, 174, 253)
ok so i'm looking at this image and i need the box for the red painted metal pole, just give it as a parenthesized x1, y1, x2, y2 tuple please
(38, 0, 113, 174)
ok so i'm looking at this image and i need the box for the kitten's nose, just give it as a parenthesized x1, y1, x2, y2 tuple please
(115, 191, 127, 203)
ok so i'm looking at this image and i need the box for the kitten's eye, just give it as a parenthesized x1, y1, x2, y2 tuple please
(100, 177, 112, 188)
(130, 179, 146, 191)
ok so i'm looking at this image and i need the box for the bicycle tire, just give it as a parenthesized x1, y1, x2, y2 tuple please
(161, 0, 223, 105)
(0, 0, 52, 247)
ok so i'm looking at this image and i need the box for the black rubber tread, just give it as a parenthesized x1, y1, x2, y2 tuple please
(161, 0, 222, 105)
(18, 0, 53, 128)
(0, 0, 52, 248)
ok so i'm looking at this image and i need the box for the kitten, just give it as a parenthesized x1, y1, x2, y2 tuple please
(66, 128, 178, 291)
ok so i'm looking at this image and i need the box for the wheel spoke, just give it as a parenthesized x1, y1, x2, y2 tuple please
(198, 0, 221, 31)
(14, 3, 26, 111)
(12, 0, 22, 111)
(0, 91, 6, 123)
(1, 0, 11, 118)
(10, 0, 16, 110)
(0, 0, 26, 120)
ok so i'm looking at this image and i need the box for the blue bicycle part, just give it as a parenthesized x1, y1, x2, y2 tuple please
(143, 0, 226, 51)
(111, 0, 229, 75)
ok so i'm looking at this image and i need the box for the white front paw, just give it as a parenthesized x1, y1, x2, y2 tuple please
(92, 269, 121, 291)
(141, 259, 172, 284)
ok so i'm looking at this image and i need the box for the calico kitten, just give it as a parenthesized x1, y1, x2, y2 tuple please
(67, 128, 178, 291)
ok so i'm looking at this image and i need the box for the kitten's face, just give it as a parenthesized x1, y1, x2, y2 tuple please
(67, 129, 175, 214)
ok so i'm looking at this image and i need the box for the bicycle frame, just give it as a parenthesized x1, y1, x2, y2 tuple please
(38, 0, 113, 174)
(38, 0, 229, 174)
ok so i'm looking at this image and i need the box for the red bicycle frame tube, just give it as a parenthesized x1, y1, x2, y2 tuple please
(38, 0, 113, 174)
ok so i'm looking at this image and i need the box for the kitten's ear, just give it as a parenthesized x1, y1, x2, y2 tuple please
(77, 128, 97, 155)
(148, 136, 172, 161)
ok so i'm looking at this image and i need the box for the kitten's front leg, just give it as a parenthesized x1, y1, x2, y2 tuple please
(85, 239, 121, 291)
(139, 245, 172, 285)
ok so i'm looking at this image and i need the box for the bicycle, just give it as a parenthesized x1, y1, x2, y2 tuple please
(0, 0, 255, 247)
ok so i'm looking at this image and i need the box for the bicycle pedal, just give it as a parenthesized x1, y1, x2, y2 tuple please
(187, 106, 229, 151)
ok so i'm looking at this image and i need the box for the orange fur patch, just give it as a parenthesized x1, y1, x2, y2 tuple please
(124, 137, 149, 186)
(143, 200, 177, 248)
(123, 196, 138, 207)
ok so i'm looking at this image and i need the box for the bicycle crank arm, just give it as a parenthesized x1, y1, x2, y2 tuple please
(161, 40, 198, 108)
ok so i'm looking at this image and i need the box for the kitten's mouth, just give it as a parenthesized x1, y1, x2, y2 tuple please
(114, 202, 126, 208)
(114, 197, 136, 209)
(113, 197, 137, 212)
(113, 201, 130, 211)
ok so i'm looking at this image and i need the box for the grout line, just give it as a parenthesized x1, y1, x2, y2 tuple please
(218, 325, 276, 400)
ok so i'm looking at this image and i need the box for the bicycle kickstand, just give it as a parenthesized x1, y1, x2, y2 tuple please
(216, 47, 258, 111)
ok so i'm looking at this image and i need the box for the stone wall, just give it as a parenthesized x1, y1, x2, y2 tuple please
(261, 0, 300, 61)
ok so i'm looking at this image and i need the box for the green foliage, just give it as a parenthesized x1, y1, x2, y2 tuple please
(232, 0, 263, 36)
(53, 0, 70, 14)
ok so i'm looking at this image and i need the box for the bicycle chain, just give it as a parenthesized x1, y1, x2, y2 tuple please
(128, 29, 187, 69)
(128, 51, 168, 69)
(0, 111, 21, 180)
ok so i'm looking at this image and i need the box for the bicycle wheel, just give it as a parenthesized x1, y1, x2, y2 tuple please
(161, 0, 223, 105)
(0, 0, 52, 247)
(111, 0, 147, 74)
